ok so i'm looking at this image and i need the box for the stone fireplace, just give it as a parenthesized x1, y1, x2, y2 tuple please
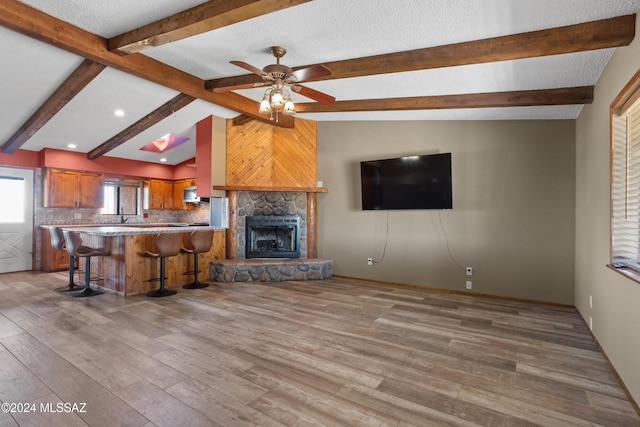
(210, 185, 333, 283)
(245, 215, 300, 259)
(235, 191, 307, 259)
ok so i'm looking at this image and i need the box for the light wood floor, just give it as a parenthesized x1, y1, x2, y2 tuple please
(0, 271, 638, 427)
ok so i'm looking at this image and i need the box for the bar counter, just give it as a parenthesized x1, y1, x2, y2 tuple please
(52, 225, 226, 296)
(67, 224, 222, 235)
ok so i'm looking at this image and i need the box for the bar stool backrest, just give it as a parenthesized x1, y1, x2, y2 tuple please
(50, 227, 66, 251)
(63, 230, 86, 257)
(155, 233, 183, 257)
(189, 230, 214, 254)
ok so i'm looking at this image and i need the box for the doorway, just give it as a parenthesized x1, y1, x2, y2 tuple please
(0, 167, 34, 272)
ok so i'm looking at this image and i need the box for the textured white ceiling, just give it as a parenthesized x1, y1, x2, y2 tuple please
(3, 0, 640, 164)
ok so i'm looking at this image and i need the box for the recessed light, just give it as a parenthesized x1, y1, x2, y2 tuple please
(114, 109, 125, 117)
(160, 158, 167, 162)
(67, 143, 77, 149)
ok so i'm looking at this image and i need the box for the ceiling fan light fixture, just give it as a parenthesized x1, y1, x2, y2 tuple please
(283, 98, 296, 115)
(259, 87, 295, 117)
(259, 92, 272, 114)
(270, 90, 285, 109)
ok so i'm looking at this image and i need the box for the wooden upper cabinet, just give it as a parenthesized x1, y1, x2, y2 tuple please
(149, 179, 174, 209)
(173, 179, 197, 210)
(46, 169, 76, 207)
(44, 169, 104, 208)
(173, 179, 185, 210)
(77, 172, 104, 208)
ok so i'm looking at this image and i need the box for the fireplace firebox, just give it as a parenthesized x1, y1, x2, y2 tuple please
(245, 215, 301, 259)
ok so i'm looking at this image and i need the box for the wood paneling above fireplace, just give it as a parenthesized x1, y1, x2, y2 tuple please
(226, 117, 317, 188)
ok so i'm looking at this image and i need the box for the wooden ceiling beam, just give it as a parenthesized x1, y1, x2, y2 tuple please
(108, 0, 311, 55)
(231, 114, 256, 126)
(87, 93, 196, 160)
(0, 0, 293, 129)
(206, 15, 636, 90)
(294, 86, 594, 113)
(1, 59, 106, 154)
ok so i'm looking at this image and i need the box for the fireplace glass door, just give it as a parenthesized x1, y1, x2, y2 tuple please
(246, 216, 300, 259)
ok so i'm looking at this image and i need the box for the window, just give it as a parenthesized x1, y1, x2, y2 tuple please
(0, 175, 24, 223)
(611, 69, 640, 271)
(101, 179, 142, 216)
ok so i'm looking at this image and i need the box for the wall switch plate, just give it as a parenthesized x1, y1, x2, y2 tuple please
(466, 281, 472, 290)
(74, 213, 82, 219)
(589, 295, 593, 309)
(367, 258, 373, 266)
(466, 267, 473, 276)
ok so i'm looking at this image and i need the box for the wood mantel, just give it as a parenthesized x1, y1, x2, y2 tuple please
(213, 185, 328, 193)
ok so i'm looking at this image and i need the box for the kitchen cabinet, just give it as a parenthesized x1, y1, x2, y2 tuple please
(173, 178, 197, 210)
(149, 179, 174, 209)
(44, 169, 104, 208)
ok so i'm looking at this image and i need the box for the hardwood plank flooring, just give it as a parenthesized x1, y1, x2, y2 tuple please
(0, 271, 638, 426)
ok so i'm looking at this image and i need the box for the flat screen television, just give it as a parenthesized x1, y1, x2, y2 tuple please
(360, 153, 452, 210)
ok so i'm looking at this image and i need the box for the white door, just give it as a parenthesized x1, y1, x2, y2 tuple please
(0, 167, 34, 273)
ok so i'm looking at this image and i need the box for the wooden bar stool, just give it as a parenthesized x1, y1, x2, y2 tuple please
(181, 229, 214, 289)
(144, 233, 183, 297)
(50, 227, 83, 292)
(62, 230, 111, 298)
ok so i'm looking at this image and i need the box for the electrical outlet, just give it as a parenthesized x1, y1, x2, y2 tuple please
(466, 267, 473, 276)
(466, 281, 472, 290)
(74, 212, 82, 219)
(367, 258, 373, 266)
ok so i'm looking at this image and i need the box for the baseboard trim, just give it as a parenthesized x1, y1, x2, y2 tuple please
(333, 274, 574, 308)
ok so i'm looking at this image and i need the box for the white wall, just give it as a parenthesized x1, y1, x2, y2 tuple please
(317, 119, 576, 304)
(575, 14, 640, 403)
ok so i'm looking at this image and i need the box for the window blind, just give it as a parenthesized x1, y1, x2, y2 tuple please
(612, 100, 640, 266)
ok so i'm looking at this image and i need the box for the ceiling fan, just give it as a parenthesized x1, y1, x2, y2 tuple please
(212, 46, 335, 119)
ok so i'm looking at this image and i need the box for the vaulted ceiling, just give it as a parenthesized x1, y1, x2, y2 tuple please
(1, 0, 639, 165)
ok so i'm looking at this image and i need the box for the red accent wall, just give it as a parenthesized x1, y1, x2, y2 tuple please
(0, 148, 198, 180)
(0, 149, 40, 168)
(173, 158, 197, 180)
(195, 115, 212, 197)
(41, 148, 175, 179)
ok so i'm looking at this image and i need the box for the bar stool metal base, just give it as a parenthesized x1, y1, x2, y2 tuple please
(147, 288, 178, 297)
(182, 251, 210, 289)
(71, 287, 104, 298)
(55, 255, 84, 292)
(56, 283, 84, 292)
(145, 256, 177, 298)
(183, 281, 209, 289)
(69, 257, 104, 298)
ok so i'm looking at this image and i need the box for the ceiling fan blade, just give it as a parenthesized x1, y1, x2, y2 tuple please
(291, 84, 335, 105)
(288, 65, 331, 83)
(212, 81, 269, 93)
(230, 60, 270, 78)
